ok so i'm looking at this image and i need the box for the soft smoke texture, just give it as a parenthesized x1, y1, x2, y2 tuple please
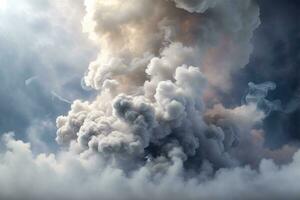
(1, 0, 300, 199)
(245, 82, 282, 115)
(57, 0, 268, 171)
(82, 0, 260, 91)
(173, 0, 221, 13)
(0, 133, 300, 200)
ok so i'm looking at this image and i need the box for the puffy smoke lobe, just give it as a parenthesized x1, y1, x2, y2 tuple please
(1, 0, 300, 199)
(82, 0, 260, 91)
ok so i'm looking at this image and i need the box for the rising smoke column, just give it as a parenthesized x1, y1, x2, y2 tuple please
(56, 0, 269, 174)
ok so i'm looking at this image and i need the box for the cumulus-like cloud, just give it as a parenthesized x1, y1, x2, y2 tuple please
(83, 0, 260, 91)
(0, 133, 300, 200)
(0, 0, 299, 199)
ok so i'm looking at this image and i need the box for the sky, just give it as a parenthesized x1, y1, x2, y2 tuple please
(0, 0, 299, 199)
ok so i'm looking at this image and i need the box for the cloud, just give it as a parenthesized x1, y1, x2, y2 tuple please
(53, 1, 298, 199)
(0, 133, 299, 200)
(83, 0, 260, 91)
(0, 0, 298, 199)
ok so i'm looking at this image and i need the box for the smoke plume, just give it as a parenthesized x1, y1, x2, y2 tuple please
(0, 0, 299, 199)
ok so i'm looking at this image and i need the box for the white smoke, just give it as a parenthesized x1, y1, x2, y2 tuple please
(1, 0, 299, 199)
(0, 132, 299, 200)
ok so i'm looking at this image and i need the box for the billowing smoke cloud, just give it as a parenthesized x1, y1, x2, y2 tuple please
(0, 132, 300, 200)
(0, 0, 300, 199)
(58, 0, 263, 170)
(82, 0, 260, 91)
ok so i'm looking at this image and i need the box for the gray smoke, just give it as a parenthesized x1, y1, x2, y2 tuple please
(0, 0, 299, 199)
(245, 82, 282, 115)
(0, 132, 299, 200)
(173, 0, 221, 13)
(57, 0, 265, 172)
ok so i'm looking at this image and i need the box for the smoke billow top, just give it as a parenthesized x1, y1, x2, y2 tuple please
(1, 0, 300, 199)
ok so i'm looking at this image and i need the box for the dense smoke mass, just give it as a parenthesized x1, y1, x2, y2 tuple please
(58, 0, 262, 171)
(0, 0, 299, 199)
